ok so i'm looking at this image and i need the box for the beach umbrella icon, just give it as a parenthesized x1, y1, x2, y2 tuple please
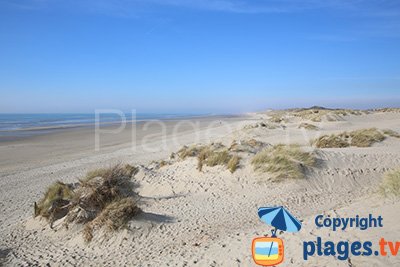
(258, 206, 302, 234)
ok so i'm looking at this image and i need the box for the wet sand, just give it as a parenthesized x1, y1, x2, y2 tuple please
(0, 115, 246, 176)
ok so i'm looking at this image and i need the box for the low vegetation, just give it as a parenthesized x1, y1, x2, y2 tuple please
(229, 139, 268, 154)
(203, 150, 231, 167)
(312, 128, 386, 148)
(332, 109, 363, 116)
(197, 147, 233, 172)
(227, 155, 240, 173)
(243, 122, 278, 129)
(251, 144, 316, 181)
(177, 143, 241, 173)
(380, 169, 400, 197)
(286, 107, 363, 122)
(312, 134, 349, 148)
(34, 182, 74, 219)
(298, 122, 319, 130)
(84, 164, 138, 182)
(373, 108, 400, 113)
(83, 197, 139, 242)
(35, 164, 141, 242)
(349, 128, 386, 147)
(173, 139, 270, 173)
(382, 129, 400, 138)
(177, 144, 208, 159)
(268, 115, 285, 123)
(292, 108, 329, 122)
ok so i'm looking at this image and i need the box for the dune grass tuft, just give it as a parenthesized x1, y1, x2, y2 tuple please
(178, 143, 241, 173)
(268, 115, 285, 123)
(373, 108, 400, 113)
(35, 181, 74, 218)
(243, 122, 278, 129)
(349, 128, 385, 147)
(84, 164, 137, 182)
(312, 128, 385, 148)
(251, 144, 316, 181)
(382, 129, 400, 138)
(205, 150, 231, 167)
(380, 169, 400, 197)
(159, 160, 168, 167)
(227, 155, 240, 173)
(293, 109, 327, 122)
(312, 134, 349, 148)
(289, 107, 363, 122)
(35, 164, 141, 241)
(229, 139, 268, 154)
(178, 145, 206, 159)
(83, 197, 140, 242)
(298, 123, 319, 130)
(197, 148, 236, 172)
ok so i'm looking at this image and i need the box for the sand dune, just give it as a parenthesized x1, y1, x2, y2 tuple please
(0, 110, 399, 266)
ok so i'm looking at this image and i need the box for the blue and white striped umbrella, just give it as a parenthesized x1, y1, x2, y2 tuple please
(258, 206, 301, 233)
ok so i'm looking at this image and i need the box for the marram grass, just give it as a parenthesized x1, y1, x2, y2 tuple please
(251, 144, 316, 181)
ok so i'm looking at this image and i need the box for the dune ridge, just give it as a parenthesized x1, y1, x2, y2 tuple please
(0, 109, 399, 266)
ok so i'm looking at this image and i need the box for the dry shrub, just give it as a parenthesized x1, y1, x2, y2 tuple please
(75, 166, 134, 209)
(313, 128, 385, 148)
(35, 164, 140, 241)
(251, 144, 316, 180)
(83, 197, 140, 242)
(34, 181, 74, 219)
(298, 123, 319, 130)
(383, 129, 400, 138)
(380, 169, 400, 197)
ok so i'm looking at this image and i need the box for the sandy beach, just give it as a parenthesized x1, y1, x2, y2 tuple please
(2, 1, 400, 266)
(0, 110, 399, 266)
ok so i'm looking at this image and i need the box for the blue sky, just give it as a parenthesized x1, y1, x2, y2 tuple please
(0, 0, 399, 113)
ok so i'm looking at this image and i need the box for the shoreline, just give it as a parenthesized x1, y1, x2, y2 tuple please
(0, 113, 243, 142)
(0, 114, 251, 176)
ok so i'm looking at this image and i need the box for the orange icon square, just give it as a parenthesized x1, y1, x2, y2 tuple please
(252, 237, 284, 266)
